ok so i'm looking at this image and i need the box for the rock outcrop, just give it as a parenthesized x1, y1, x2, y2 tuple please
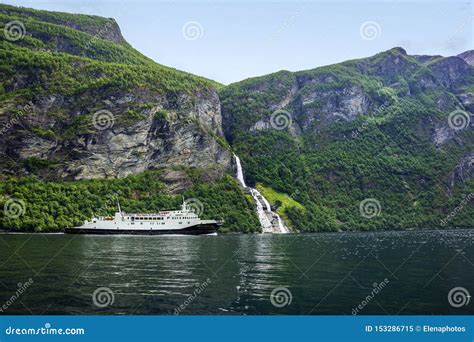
(0, 5, 230, 181)
(221, 48, 474, 147)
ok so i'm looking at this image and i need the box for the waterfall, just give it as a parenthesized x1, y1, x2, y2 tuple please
(233, 154, 289, 234)
(235, 155, 247, 188)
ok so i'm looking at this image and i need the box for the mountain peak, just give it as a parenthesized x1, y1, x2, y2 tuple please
(389, 47, 407, 55)
(0, 4, 125, 44)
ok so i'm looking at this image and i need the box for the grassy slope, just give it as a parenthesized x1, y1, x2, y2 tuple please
(256, 183, 304, 228)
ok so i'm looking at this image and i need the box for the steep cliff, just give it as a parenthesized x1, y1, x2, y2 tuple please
(220, 48, 474, 231)
(0, 5, 259, 232)
(0, 4, 229, 180)
(1, 4, 472, 233)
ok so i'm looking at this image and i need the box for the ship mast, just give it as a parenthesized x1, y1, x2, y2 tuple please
(117, 197, 123, 216)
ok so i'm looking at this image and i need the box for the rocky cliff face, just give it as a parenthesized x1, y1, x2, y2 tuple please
(220, 48, 474, 230)
(2, 88, 229, 180)
(0, 4, 230, 181)
(222, 48, 474, 145)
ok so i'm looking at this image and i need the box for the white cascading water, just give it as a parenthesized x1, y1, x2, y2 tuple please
(234, 154, 289, 234)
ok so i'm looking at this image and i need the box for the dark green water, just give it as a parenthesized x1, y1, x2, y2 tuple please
(0, 230, 472, 315)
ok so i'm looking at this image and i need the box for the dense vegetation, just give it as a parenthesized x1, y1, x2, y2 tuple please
(0, 5, 472, 234)
(0, 4, 253, 233)
(221, 49, 474, 231)
(0, 170, 260, 233)
(0, 3, 221, 106)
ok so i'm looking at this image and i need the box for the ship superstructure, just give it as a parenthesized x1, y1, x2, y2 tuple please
(65, 200, 222, 235)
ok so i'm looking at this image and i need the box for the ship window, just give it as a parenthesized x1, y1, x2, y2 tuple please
(141, 223, 143, 225)
(131, 223, 135, 225)
(179, 222, 182, 224)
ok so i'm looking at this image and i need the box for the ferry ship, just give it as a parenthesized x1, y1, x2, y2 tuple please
(64, 200, 223, 235)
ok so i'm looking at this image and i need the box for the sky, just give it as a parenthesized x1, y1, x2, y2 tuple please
(2, 0, 473, 84)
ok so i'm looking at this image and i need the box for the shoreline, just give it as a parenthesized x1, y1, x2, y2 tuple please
(1, 227, 473, 236)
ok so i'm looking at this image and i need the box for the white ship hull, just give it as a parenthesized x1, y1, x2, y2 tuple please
(65, 201, 223, 235)
(64, 222, 220, 235)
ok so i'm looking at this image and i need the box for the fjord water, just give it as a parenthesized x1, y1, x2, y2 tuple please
(0, 230, 472, 315)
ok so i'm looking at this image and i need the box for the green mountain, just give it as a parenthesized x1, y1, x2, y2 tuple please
(0, 4, 472, 233)
(220, 47, 474, 231)
(0, 4, 259, 232)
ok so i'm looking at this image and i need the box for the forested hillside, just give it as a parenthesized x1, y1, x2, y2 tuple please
(220, 48, 474, 231)
(0, 4, 259, 232)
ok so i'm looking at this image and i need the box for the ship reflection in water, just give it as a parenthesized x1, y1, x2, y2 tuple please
(0, 230, 473, 315)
